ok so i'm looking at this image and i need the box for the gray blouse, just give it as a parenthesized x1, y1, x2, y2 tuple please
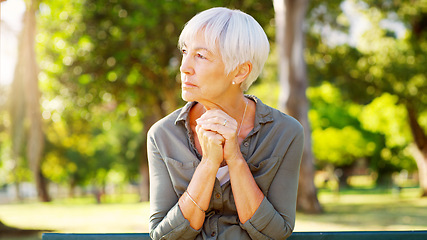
(148, 95, 304, 240)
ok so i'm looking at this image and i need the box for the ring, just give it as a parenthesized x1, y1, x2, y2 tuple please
(222, 119, 227, 126)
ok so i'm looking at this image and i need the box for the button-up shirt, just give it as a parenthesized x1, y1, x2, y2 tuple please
(148, 95, 304, 240)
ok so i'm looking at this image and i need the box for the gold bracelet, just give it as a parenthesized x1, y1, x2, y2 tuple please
(185, 191, 205, 213)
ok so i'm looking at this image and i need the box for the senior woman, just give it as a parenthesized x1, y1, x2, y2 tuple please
(148, 7, 304, 240)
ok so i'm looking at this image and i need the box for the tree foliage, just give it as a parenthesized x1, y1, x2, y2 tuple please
(305, 0, 426, 191)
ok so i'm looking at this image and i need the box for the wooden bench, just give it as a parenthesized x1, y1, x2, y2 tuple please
(42, 230, 427, 239)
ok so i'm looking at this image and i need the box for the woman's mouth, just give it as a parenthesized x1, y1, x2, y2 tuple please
(182, 81, 198, 88)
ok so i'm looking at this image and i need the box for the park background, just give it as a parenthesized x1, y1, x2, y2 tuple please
(0, 0, 426, 239)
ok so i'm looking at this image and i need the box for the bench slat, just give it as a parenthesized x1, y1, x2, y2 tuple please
(42, 231, 427, 240)
(42, 233, 151, 240)
(288, 231, 427, 240)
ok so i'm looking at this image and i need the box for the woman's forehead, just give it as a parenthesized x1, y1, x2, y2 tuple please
(183, 31, 219, 53)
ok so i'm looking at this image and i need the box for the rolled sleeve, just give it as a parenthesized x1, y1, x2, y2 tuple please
(150, 202, 201, 240)
(240, 197, 293, 240)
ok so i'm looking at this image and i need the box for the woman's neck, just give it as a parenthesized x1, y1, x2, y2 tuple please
(197, 94, 248, 122)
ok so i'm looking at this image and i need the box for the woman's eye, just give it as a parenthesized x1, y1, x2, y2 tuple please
(197, 53, 206, 59)
(181, 49, 187, 55)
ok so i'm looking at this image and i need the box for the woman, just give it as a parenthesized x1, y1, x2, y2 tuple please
(148, 7, 304, 240)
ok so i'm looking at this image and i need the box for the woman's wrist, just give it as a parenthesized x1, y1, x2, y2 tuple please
(225, 155, 246, 170)
(200, 157, 222, 171)
(185, 190, 206, 213)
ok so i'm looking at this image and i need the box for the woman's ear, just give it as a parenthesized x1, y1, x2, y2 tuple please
(233, 61, 252, 85)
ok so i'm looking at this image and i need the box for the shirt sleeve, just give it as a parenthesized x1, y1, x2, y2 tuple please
(148, 131, 201, 240)
(240, 125, 304, 240)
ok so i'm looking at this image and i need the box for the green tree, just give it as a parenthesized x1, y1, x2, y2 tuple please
(307, 82, 416, 186)
(359, 93, 417, 183)
(305, 0, 427, 195)
(309, 83, 374, 167)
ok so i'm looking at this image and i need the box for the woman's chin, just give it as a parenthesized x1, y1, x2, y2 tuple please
(181, 91, 196, 102)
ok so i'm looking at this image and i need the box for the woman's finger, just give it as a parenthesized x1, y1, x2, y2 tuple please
(197, 121, 235, 136)
(196, 124, 224, 145)
(197, 111, 237, 133)
(197, 116, 236, 128)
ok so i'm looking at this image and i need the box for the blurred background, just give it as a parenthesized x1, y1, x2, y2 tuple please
(0, 0, 426, 239)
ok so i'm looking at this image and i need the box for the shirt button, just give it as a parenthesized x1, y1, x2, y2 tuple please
(211, 231, 216, 237)
(215, 193, 221, 199)
(244, 142, 249, 147)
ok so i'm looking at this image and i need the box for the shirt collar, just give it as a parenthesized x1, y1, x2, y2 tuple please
(247, 95, 273, 124)
(175, 101, 197, 125)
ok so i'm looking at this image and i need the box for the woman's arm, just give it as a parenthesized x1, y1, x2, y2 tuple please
(227, 156, 264, 223)
(178, 125, 223, 230)
(148, 132, 202, 240)
(239, 128, 304, 240)
(177, 161, 216, 229)
(148, 123, 224, 239)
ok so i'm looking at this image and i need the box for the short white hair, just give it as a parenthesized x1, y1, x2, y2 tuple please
(178, 7, 270, 91)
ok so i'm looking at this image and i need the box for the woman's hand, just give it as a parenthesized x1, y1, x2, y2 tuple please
(196, 109, 243, 163)
(195, 123, 225, 167)
(196, 108, 264, 225)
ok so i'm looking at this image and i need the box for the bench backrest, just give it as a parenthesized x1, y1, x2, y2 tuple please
(42, 231, 427, 240)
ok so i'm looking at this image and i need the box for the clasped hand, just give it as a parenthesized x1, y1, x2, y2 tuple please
(195, 109, 242, 167)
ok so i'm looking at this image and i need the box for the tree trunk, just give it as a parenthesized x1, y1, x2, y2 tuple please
(406, 105, 427, 197)
(8, 2, 27, 202)
(274, 0, 322, 213)
(12, 0, 49, 202)
(35, 167, 51, 202)
(93, 187, 102, 204)
(140, 164, 150, 202)
(69, 179, 77, 198)
(9, 78, 25, 201)
(411, 145, 427, 196)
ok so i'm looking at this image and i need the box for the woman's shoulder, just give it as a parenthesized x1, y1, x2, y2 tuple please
(252, 96, 303, 134)
(271, 107, 303, 131)
(147, 107, 184, 139)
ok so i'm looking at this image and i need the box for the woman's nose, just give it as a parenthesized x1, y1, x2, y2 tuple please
(180, 55, 194, 75)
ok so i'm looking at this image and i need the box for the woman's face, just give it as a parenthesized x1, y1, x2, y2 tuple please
(180, 32, 234, 103)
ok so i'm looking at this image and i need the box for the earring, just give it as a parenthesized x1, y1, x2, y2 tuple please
(232, 81, 236, 85)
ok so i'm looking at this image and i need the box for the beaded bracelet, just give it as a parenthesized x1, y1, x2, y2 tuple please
(185, 191, 206, 213)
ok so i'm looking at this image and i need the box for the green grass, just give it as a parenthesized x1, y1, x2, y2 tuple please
(0, 201, 150, 234)
(295, 187, 427, 231)
(0, 188, 426, 240)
